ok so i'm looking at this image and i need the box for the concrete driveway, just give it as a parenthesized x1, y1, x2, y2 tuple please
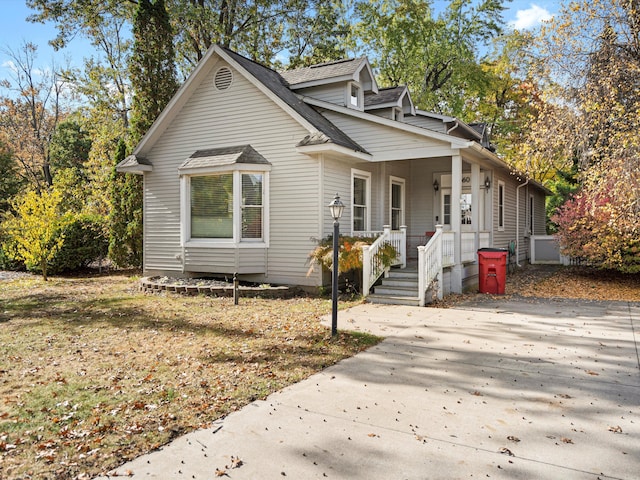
(97, 297, 640, 479)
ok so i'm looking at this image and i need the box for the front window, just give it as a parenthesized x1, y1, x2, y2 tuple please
(185, 170, 267, 244)
(352, 169, 371, 232)
(191, 174, 233, 238)
(390, 177, 405, 230)
(461, 193, 472, 225)
(498, 181, 505, 230)
(529, 194, 534, 235)
(242, 173, 263, 239)
(443, 192, 451, 225)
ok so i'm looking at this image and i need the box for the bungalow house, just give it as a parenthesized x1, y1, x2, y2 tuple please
(118, 45, 548, 305)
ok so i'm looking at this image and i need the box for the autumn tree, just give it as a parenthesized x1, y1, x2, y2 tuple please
(0, 142, 24, 213)
(0, 43, 68, 191)
(2, 188, 71, 281)
(536, 0, 640, 270)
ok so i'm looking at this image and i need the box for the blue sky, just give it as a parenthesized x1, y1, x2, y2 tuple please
(0, 1, 559, 75)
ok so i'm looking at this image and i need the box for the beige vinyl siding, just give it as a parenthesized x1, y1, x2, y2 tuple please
(183, 247, 266, 274)
(293, 84, 345, 106)
(533, 190, 547, 235)
(402, 115, 447, 133)
(142, 61, 322, 286)
(408, 158, 450, 238)
(322, 156, 352, 235)
(491, 173, 518, 251)
(320, 110, 454, 159)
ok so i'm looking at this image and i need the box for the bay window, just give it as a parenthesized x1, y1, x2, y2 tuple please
(179, 146, 270, 247)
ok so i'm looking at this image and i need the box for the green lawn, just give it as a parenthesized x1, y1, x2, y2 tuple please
(0, 274, 380, 479)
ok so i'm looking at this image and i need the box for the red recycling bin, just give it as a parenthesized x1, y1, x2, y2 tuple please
(478, 248, 507, 294)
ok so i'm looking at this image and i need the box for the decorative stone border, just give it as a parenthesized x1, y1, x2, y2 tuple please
(140, 277, 293, 299)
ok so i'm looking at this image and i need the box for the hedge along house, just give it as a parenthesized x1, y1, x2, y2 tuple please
(118, 45, 549, 305)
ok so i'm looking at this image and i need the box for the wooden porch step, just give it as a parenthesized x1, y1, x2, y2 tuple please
(366, 293, 421, 306)
(367, 267, 421, 306)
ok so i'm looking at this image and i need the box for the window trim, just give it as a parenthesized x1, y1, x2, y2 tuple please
(389, 176, 405, 230)
(346, 81, 363, 110)
(498, 180, 505, 231)
(351, 168, 371, 234)
(181, 165, 270, 248)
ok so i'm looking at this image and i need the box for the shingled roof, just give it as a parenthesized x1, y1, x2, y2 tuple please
(364, 86, 407, 108)
(222, 47, 368, 154)
(279, 58, 368, 87)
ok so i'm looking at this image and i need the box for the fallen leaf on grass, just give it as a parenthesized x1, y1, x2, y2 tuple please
(608, 426, 623, 433)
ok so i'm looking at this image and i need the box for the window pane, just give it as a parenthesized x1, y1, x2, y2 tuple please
(353, 177, 366, 206)
(242, 173, 263, 239)
(461, 193, 472, 225)
(499, 185, 504, 227)
(443, 194, 451, 225)
(242, 173, 262, 205)
(353, 206, 365, 231)
(391, 183, 401, 208)
(191, 174, 233, 238)
(391, 210, 400, 230)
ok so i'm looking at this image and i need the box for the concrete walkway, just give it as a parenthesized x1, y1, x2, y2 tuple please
(97, 297, 640, 479)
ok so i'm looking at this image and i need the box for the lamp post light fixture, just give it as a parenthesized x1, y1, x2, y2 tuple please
(327, 193, 344, 337)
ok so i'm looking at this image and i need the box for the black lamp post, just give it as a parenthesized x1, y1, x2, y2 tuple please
(328, 193, 345, 336)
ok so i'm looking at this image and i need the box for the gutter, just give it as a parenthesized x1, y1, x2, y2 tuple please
(515, 179, 530, 267)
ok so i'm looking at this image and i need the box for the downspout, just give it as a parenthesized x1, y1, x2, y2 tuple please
(515, 179, 530, 267)
(447, 121, 459, 135)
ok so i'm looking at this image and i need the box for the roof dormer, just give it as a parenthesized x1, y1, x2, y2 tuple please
(280, 57, 378, 111)
(364, 86, 416, 120)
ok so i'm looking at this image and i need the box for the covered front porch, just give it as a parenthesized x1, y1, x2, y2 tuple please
(349, 151, 498, 305)
(359, 225, 491, 306)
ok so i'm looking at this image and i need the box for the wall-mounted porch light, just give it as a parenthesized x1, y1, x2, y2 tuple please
(433, 179, 439, 192)
(484, 176, 491, 191)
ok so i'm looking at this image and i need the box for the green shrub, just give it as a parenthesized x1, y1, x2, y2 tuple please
(48, 214, 108, 274)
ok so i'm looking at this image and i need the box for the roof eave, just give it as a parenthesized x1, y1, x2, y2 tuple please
(296, 143, 373, 162)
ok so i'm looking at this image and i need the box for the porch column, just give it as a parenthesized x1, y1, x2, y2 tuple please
(471, 162, 480, 253)
(451, 153, 463, 293)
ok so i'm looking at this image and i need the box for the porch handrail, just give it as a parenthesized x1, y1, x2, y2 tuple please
(417, 225, 444, 306)
(361, 225, 406, 296)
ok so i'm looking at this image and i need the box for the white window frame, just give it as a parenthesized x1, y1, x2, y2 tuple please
(351, 168, 371, 234)
(346, 81, 363, 109)
(180, 165, 270, 248)
(389, 176, 405, 230)
(498, 180, 505, 231)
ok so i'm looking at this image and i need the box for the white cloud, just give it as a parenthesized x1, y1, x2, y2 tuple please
(511, 4, 552, 30)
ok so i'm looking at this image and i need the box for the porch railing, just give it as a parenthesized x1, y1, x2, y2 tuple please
(442, 231, 455, 267)
(461, 232, 476, 263)
(418, 225, 444, 306)
(361, 225, 406, 296)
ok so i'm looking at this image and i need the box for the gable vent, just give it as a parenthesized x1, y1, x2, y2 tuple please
(214, 67, 233, 91)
